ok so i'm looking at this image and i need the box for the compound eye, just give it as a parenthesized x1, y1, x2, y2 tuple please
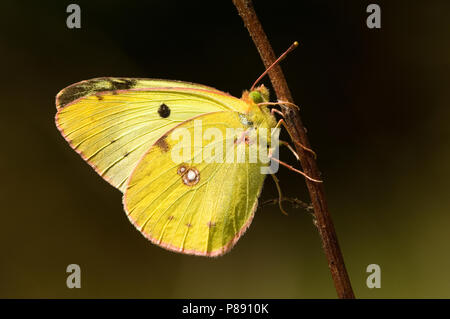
(249, 90, 263, 104)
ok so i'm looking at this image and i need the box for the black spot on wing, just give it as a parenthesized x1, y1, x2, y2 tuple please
(155, 135, 170, 152)
(158, 103, 171, 118)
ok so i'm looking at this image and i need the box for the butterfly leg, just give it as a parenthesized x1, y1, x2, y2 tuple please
(258, 100, 300, 110)
(270, 174, 289, 215)
(269, 156, 323, 183)
(261, 197, 313, 213)
(279, 140, 299, 161)
(271, 108, 284, 117)
(264, 105, 321, 182)
(272, 117, 317, 159)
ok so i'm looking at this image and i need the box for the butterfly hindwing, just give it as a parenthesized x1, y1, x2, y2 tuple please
(55, 78, 250, 191)
(123, 111, 267, 256)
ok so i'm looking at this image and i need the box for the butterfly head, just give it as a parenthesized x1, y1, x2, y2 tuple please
(248, 84, 270, 104)
(241, 84, 276, 129)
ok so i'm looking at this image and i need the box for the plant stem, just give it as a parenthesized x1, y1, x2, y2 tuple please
(232, 0, 355, 299)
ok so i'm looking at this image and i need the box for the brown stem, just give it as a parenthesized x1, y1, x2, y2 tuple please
(232, 0, 355, 299)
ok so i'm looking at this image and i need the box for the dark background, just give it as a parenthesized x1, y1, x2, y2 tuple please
(1, 0, 449, 298)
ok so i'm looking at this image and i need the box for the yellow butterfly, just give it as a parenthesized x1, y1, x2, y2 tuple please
(55, 43, 315, 256)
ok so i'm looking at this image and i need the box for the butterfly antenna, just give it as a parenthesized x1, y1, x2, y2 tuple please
(250, 41, 299, 91)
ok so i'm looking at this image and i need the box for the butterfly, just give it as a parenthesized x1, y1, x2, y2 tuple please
(54, 43, 318, 256)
